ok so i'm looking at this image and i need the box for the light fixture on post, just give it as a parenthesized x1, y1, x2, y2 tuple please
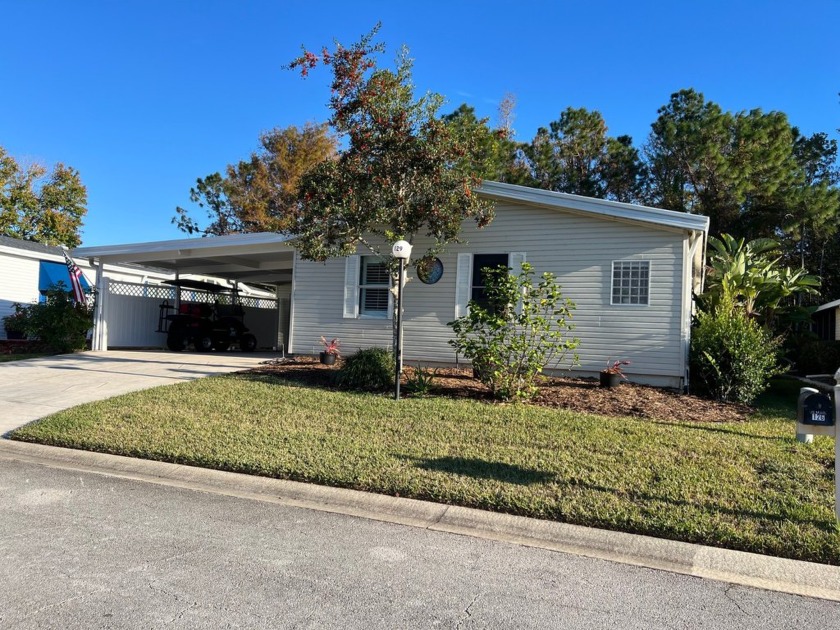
(391, 239, 412, 401)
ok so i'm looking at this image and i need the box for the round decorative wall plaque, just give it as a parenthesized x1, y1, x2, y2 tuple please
(417, 257, 444, 285)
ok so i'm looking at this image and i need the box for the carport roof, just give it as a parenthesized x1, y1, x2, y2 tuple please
(74, 232, 296, 285)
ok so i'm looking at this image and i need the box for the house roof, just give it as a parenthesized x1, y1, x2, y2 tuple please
(0, 234, 66, 257)
(815, 298, 840, 313)
(73, 184, 708, 285)
(74, 232, 296, 285)
(476, 181, 710, 233)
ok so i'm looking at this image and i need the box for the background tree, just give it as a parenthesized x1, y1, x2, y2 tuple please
(442, 103, 530, 185)
(0, 146, 87, 247)
(700, 234, 820, 332)
(522, 107, 644, 201)
(174, 123, 337, 236)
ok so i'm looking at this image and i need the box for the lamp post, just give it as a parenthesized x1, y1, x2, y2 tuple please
(392, 240, 412, 401)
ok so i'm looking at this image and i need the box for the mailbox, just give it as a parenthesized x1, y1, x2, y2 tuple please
(801, 393, 835, 426)
(797, 388, 836, 438)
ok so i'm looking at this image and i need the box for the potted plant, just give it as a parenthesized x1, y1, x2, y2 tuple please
(3, 304, 29, 340)
(319, 336, 340, 365)
(600, 358, 630, 388)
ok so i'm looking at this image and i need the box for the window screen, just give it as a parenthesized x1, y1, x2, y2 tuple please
(611, 261, 650, 305)
(359, 256, 389, 316)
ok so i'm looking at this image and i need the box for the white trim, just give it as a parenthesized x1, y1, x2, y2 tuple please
(288, 250, 298, 353)
(74, 231, 294, 259)
(816, 299, 840, 313)
(680, 237, 692, 390)
(477, 181, 710, 233)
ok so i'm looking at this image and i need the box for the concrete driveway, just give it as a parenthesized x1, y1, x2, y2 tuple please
(0, 350, 275, 436)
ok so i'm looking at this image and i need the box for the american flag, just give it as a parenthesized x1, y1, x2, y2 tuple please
(63, 250, 87, 305)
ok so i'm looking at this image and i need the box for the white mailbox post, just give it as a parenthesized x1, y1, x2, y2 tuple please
(796, 368, 840, 520)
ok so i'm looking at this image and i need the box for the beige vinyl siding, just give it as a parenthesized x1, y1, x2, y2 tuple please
(291, 201, 687, 386)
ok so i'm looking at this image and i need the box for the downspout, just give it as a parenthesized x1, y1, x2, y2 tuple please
(287, 250, 297, 354)
(682, 231, 705, 391)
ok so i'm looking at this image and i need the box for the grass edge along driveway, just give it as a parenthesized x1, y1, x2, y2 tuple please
(10, 374, 840, 565)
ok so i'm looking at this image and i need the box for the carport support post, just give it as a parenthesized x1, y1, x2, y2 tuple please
(92, 262, 108, 351)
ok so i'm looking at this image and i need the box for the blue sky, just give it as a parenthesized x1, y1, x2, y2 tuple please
(2, 0, 838, 246)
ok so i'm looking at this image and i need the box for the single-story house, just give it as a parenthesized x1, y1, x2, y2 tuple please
(813, 299, 840, 341)
(74, 181, 709, 388)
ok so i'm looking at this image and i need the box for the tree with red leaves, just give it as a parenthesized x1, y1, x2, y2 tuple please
(286, 24, 494, 265)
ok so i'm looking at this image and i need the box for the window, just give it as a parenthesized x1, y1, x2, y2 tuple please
(359, 256, 390, 317)
(611, 261, 650, 305)
(471, 253, 509, 310)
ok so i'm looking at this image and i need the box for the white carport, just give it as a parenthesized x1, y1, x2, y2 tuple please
(74, 233, 296, 351)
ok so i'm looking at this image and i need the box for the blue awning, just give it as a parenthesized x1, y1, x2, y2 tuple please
(39, 261, 91, 294)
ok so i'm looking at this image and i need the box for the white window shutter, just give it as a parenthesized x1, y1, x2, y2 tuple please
(508, 252, 527, 273)
(343, 255, 360, 319)
(508, 252, 527, 314)
(455, 253, 472, 319)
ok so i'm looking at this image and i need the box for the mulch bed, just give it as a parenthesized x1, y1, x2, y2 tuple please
(248, 356, 753, 423)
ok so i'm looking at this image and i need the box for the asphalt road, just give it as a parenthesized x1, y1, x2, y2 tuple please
(2, 458, 839, 629)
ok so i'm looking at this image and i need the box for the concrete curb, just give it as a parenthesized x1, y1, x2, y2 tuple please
(2, 438, 839, 601)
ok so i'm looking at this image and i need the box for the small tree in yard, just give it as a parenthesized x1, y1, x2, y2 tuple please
(449, 263, 579, 401)
(287, 25, 495, 360)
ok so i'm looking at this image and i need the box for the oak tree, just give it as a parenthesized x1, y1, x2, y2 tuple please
(174, 123, 338, 236)
(0, 146, 87, 247)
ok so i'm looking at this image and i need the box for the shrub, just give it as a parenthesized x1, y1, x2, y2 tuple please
(21, 285, 94, 353)
(2, 303, 30, 336)
(336, 347, 394, 392)
(690, 299, 782, 405)
(449, 262, 579, 401)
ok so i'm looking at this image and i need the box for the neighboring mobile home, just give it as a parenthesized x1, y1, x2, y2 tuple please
(813, 299, 840, 341)
(74, 182, 709, 388)
(0, 234, 165, 340)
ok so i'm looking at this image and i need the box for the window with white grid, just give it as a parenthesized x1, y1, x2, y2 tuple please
(359, 256, 390, 317)
(611, 261, 650, 305)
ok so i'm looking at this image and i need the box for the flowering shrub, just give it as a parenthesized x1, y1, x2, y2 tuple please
(449, 262, 579, 401)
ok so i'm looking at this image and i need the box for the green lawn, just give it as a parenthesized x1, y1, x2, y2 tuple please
(10, 374, 840, 564)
